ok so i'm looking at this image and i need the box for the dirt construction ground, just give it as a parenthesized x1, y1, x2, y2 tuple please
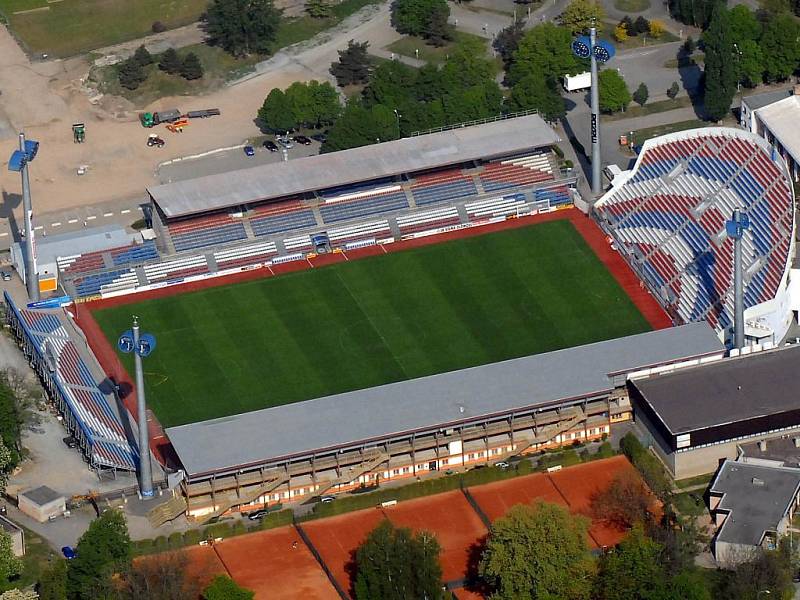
(0, 2, 398, 221)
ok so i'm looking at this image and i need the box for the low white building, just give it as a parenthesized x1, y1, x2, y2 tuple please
(740, 87, 800, 182)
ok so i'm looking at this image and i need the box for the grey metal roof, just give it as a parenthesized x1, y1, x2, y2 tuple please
(632, 345, 800, 435)
(166, 323, 723, 477)
(743, 88, 793, 111)
(148, 115, 561, 219)
(20, 485, 63, 506)
(740, 436, 800, 468)
(20, 224, 136, 267)
(710, 460, 800, 545)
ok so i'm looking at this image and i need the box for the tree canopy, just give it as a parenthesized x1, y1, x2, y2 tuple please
(509, 72, 566, 121)
(205, 0, 282, 57)
(203, 575, 254, 600)
(479, 502, 594, 600)
(703, 4, 737, 121)
(391, 0, 452, 45)
(759, 14, 800, 82)
(330, 40, 371, 87)
(559, 0, 605, 34)
(354, 519, 444, 600)
(66, 509, 131, 599)
(508, 23, 582, 86)
(598, 69, 631, 114)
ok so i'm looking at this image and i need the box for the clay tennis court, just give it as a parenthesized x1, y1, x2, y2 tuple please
(135, 544, 228, 591)
(212, 526, 339, 600)
(300, 507, 387, 596)
(469, 456, 640, 548)
(379, 490, 488, 583)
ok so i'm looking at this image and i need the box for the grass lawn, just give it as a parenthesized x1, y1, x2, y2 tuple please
(675, 473, 713, 489)
(386, 31, 488, 65)
(93, 221, 651, 427)
(629, 118, 712, 147)
(614, 0, 651, 11)
(605, 96, 694, 122)
(0, 0, 206, 57)
(673, 491, 706, 518)
(5, 525, 58, 591)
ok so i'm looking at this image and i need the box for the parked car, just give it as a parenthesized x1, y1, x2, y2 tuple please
(0, 272, 10, 282)
(262, 140, 278, 152)
(495, 461, 510, 470)
(61, 546, 76, 560)
(277, 137, 293, 149)
(62, 436, 78, 449)
(320, 495, 335, 504)
(293, 135, 312, 146)
(247, 509, 269, 521)
(243, 145, 255, 157)
(310, 133, 327, 143)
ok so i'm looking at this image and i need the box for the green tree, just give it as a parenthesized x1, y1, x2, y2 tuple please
(619, 433, 673, 500)
(158, 47, 182, 74)
(0, 380, 20, 471)
(180, 52, 204, 80)
(423, 0, 453, 46)
(509, 23, 581, 85)
(322, 100, 379, 152)
(442, 81, 503, 124)
(308, 80, 341, 126)
(440, 36, 496, 89)
(479, 502, 593, 600)
(205, 0, 282, 57)
(510, 72, 566, 121)
(703, 4, 737, 121)
(737, 39, 764, 87)
(391, 0, 450, 41)
(591, 470, 654, 529)
(669, 0, 716, 28)
(132, 45, 153, 67)
(598, 69, 631, 113)
(595, 525, 667, 600)
(203, 575, 254, 600)
(559, 0, 605, 34)
(670, 570, 712, 600)
(362, 60, 417, 108)
(305, 0, 333, 18)
(257, 88, 296, 132)
(354, 519, 444, 600)
(759, 14, 800, 82)
(117, 59, 147, 91)
(493, 20, 526, 68)
(633, 82, 649, 107)
(667, 81, 680, 99)
(728, 5, 761, 40)
(66, 509, 131, 600)
(330, 40, 371, 86)
(285, 81, 315, 126)
(0, 529, 21, 588)
(39, 559, 67, 600)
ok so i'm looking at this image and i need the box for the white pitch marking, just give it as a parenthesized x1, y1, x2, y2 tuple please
(86, 215, 97, 220)
(34, 226, 43, 230)
(121, 209, 131, 214)
(51, 222, 61, 227)
(103, 212, 113, 217)
(67, 219, 78, 224)
(0, 232, 7, 237)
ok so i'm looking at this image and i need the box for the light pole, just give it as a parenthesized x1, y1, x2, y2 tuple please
(7, 134, 40, 301)
(726, 209, 750, 349)
(393, 109, 401, 138)
(118, 319, 157, 498)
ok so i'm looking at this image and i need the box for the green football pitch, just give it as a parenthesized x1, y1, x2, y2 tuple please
(93, 221, 651, 428)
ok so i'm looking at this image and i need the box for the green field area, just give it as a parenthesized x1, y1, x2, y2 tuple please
(0, 0, 206, 56)
(93, 222, 651, 428)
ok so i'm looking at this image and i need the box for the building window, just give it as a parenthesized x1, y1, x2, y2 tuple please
(403, 467, 409, 474)
(469, 453, 475, 460)
(442, 459, 448, 465)
(393, 469, 400, 475)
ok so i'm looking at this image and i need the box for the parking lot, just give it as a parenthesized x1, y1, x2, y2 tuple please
(156, 136, 322, 185)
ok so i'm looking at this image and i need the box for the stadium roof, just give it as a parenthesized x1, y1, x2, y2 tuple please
(19, 224, 135, 267)
(631, 345, 800, 435)
(148, 115, 561, 219)
(166, 323, 723, 478)
(755, 95, 800, 163)
(742, 88, 793, 112)
(710, 460, 800, 546)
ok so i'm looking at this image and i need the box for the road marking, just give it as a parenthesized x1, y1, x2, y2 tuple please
(67, 219, 78, 224)
(87, 215, 97, 220)
(121, 209, 131, 214)
(103, 212, 113, 217)
(51, 222, 61, 227)
(34, 226, 43, 230)
(0, 233, 7, 237)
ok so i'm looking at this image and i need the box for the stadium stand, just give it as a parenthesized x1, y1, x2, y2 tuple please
(318, 190, 409, 223)
(594, 127, 794, 340)
(109, 240, 159, 267)
(465, 194, 529, 221)
(72, 268, 139, 298)
(396, 207, 461, 235)
(283, 234, 313, 252)
(214, 242, 278, 270)
(4, 293, 137, 471)
(249, 200, 317, 237)
(479, 152, 554, 192)
(169, 213, 248, 252)
(410, 168, 478, 206)
(144, 255, 210, 282)
(327, 221, 391, 247)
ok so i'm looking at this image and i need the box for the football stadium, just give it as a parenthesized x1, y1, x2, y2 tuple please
(4, 116, 797, 524)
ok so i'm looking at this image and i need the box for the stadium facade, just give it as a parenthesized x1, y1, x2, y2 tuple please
(594, 127, 796, 346)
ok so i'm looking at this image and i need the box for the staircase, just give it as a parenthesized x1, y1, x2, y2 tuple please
(532, 409, 586, 444)
(196, 471, 288, 524)
(147, 492, 188, 528)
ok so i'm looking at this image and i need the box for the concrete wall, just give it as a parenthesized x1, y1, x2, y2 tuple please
(18, 495, 65, 523)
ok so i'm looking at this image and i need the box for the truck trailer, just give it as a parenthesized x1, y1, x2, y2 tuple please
(186, 108, 221, 119)
(562, 72, 591, 92)
(139, 109, 182, 127)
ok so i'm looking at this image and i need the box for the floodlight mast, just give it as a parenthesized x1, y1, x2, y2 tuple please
(590, 24, 601, 195)
(18, 133, 38, 301)
(726, 209, 749, 350)
(133, 317, 153, 497)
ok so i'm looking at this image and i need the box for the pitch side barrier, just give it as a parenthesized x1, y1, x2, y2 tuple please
(73, 196, 575, 304)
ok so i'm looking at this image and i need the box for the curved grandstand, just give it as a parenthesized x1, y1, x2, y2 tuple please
(594, 127, 795, 343)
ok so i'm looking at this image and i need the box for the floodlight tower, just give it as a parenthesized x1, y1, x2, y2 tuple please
(726, 209, 750, 349)
(7, 134, 40, 301)
(572, 26, 615, 196)
(118, 319, 157, 498)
